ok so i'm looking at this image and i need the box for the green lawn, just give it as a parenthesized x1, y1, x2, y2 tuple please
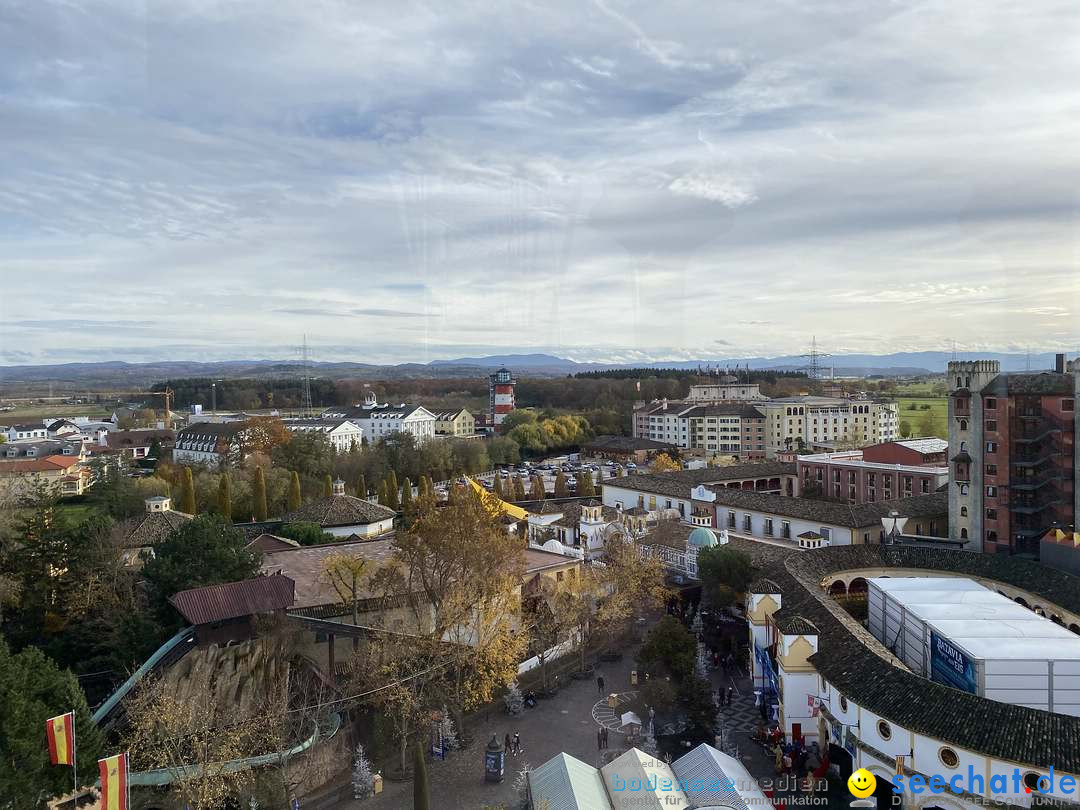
(896, 397, 949, 439)
(0, 403, 112, 423)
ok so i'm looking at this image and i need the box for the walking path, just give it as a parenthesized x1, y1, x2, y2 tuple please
(334, 651, 639, 809)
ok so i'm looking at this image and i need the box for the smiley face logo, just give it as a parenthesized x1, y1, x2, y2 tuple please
(848, 768, 877, 798)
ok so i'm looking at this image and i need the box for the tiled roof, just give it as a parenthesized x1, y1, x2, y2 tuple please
(114, 509, 193, 548)
(169, 574, 295, 625)
(706, 489, 947, 529)
(280, 494, 396, 528)
(766, 545, 1080, 772)
(177, 422, 248, 438)
(604, 462, 795, 499)
(0, 455, 81, 473)
(680, 404, 766, 419)
(261, 538, 400, 608)
(523, 548, 579, 574)
(639, 522, 795, 567)
(583, 435, 676, 451)
(982, 372, 1074, 396)
(775, 615, 818, 635)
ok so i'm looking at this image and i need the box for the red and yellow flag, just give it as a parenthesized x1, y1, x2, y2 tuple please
(45, 712, 74, 766)
(98, 753, 128, 810)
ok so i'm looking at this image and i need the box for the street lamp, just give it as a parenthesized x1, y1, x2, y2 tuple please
(880, 511, 907, 545)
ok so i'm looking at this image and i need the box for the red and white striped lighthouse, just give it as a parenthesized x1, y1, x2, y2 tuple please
(489, 367, 516, 428)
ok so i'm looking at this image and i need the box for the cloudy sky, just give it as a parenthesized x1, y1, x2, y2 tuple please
(2, 0, 1079, 365)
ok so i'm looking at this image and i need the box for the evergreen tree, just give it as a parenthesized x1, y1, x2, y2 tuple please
(0, 638, 104, 806)
(287, 470, 302, 511)
(577, 472, 595, 498)
(253, 466, 268, 521)
(413, 742, 429, 810)
(512, 476, 526, 501)
(324, 473, 334, 497)
(554, 469, 569, 498)
(387, 470, 400, 510)
(530, 474, 545, 501)
(401, 476, 413, 519)
(356, 473, 367, 499)
(378, 479, 389, 506)
(179, 466, 197, 515)
(390, 473, 403, 509)
(492, 475, 504, 498)
(352, 743, 375, 800)
(217, 473, 232, 522)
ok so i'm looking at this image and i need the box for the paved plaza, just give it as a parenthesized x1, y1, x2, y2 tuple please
(344, 652, 639, 809)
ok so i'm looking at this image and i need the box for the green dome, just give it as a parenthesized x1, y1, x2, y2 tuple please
(688, 526, 719, 548)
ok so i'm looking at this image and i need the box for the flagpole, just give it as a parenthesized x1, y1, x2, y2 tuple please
(70, 711, 77, 805)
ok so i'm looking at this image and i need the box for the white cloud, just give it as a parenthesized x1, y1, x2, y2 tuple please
(0, 0, 1077, 364)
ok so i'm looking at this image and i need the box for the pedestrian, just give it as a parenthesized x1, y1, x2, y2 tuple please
(597, 674, 605, 695)
(773, 744, 784, 775)
(513, 732, 522, 755)
(597, 727, 604, 750)
(504, 733, 512, 754)
(602, 727, 609, 749)
(726, 686, 733, 705)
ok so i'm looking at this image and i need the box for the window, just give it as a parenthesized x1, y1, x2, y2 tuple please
(921, 479, 929, 494)
(985, 420, 997, 432)
(960, 506, 968, 517)
(986, 531, 997, 543)
(959, 419, 968, 431)
(764, 518, 774, 536)
(781, 521, 791, 539)
(985, 441, 997, 453)
(820, 527, 832, 542)
(939, 748, 959, 769)
(984, 398, 996, 410)
(1024, 773, 1044, 792)
(877, 720, 892, 740)
(961, 528, 968, 539)
(839, 695, 848, 712)
(986, 508, 997, 519)
(986, 486, 996, 497)
(556, 571, 564, 582)
(743, 515, 752, 532)
(727, 511, 736, 529)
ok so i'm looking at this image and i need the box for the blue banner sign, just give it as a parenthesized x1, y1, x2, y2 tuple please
(930, 631, 977, 694)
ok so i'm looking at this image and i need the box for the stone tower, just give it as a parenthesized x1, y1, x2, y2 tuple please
(947, 360, 1000, 551)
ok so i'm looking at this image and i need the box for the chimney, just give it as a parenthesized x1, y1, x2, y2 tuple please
(1056, 353, 1066, 374)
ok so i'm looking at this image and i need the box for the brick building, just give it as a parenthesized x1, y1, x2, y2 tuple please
(796, 438, 949, 505)
(949, 355, 1078, 557)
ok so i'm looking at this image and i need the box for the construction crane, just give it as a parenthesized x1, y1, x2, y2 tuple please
(89, 388, 176, 428)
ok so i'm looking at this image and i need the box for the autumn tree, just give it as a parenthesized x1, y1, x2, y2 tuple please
(526, 578, 575, 693)
(217, 473, 232, 522)
(492, 475, 504, 498)
(575, 472, 595, 497)
(598, 533, 669, 638)
(393, 488, 526, 737)
(651, 453, 681, 473)
(236, 415, 291, 457)
(511, 475, 526, 502)
(322, 552, 374, 649)
(179, 466, 197, 515)
(287, 471, 302, 511)
(253, 466, 268, 521)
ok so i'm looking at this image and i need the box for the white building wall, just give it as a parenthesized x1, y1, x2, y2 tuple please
(601, 484, 692, 520)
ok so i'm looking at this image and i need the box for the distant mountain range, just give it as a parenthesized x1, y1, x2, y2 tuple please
(0, 351, 1071, 390)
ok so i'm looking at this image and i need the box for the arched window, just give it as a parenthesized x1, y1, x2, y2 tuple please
(960, 441, 967, 451)
(959, 419, 968, 430)
(960, 507, 968, 517)
(960, 528, 968, 539)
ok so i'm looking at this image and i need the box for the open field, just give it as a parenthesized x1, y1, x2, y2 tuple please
(894, 380, 947, 396)
(0, 402, 113, 424)
(896, 396, 948, 439)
